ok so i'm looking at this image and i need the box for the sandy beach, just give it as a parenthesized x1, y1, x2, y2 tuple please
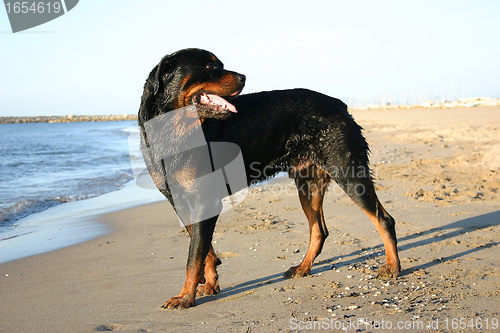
(1, 107, 499, 332)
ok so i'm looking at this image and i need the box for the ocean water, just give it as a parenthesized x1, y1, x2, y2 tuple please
(0, 121, 165, 263)
(0, 121, 138, 226)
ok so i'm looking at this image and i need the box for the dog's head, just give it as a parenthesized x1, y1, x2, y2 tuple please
(139, 49, 246, 123)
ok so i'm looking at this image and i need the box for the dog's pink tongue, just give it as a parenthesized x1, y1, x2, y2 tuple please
(207, 94, 237, 113)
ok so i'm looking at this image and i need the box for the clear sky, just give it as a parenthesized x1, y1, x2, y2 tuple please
(1, 0, 499, 116)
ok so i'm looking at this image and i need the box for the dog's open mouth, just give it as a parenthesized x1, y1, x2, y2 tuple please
(193, 92, 238, 114)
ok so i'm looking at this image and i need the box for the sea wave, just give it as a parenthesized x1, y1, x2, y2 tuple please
(0, 172, 134, 227)
(0, 121, 138, 230)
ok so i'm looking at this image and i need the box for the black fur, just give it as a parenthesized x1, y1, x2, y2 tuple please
(137, 48, 399, 309)
(139, 49, 372, 203)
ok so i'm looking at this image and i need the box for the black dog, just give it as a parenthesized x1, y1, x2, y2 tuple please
(138, 48, 400, 309)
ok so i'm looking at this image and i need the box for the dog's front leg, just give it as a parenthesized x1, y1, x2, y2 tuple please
(196, 245, 221, 297)
(162, 216, 218, 309)
(180, 224, 221, 297)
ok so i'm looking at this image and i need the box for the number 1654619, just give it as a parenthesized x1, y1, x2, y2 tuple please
(5, 2, 62, 14)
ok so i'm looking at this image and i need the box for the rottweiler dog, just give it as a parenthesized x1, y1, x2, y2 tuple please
(138, 48, 400, 309)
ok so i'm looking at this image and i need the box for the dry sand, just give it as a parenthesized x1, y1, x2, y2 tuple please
(1, 107, 499, 332)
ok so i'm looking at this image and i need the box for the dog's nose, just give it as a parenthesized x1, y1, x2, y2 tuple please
(237, 73, 246, 86)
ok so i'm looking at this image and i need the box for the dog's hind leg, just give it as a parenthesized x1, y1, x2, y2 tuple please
(284, 176, 329, 278)
(337, 177, 400, 279)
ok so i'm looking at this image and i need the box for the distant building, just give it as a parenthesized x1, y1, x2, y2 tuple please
(457, 97, 499, 107)
(349, 96, 499, 110)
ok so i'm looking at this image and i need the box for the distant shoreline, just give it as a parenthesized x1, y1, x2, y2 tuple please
(0, 114, 138, 124)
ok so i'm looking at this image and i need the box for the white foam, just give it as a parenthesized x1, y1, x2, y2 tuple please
(0, 178, 164, 264)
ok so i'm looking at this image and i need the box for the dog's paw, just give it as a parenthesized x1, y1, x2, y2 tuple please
(283, 265, 311, 279)
(161, 294, 195, 309)
(377, 263, 400, 279)
(196, 283, 220, 297)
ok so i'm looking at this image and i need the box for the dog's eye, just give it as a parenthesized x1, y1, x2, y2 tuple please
(206, 63, 216, 70)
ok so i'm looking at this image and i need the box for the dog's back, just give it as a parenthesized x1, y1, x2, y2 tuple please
(203, 88, 369, 186)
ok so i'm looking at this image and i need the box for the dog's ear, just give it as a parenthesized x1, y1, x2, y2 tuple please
(153, 54, 173, 95)
(139, 54, 177, 123)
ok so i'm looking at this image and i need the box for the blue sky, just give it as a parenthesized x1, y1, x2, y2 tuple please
(1, 0, 499, 116)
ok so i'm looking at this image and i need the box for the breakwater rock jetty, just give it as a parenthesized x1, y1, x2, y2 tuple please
(0, 114, 138, 124)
